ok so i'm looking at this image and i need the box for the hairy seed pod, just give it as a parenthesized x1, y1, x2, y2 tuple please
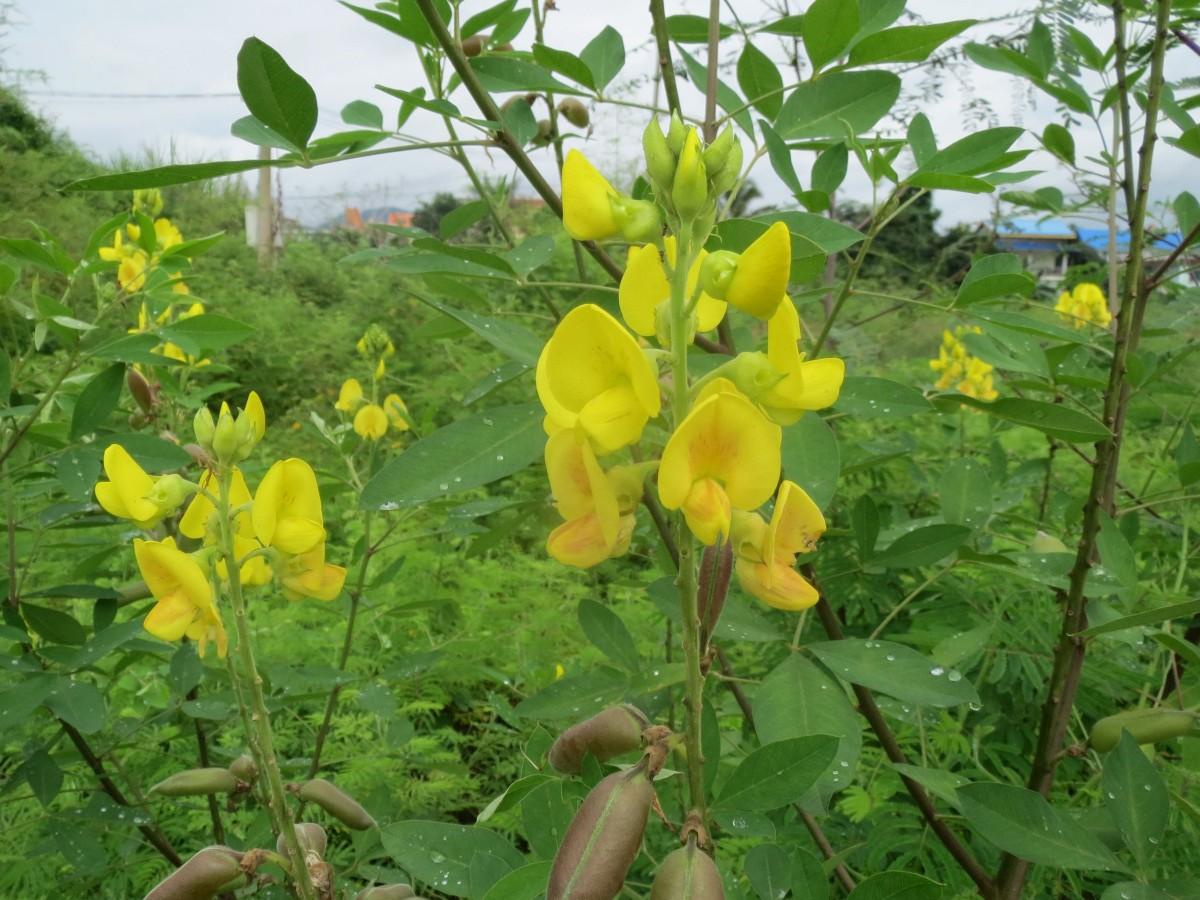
(1090, 708, 1198, 752)
(549, 705, 650, 774)
(298, 778, 378, 830)
(531, 119, 554, 147)
(144, 845, 244, 900)
(697, 542, 733, 649)
(354, 887, 417, 900)
(547, 766, 654, 900)
(228, 753, 258, 784)
(557, 98, 590, 129)
(277, 822, 328, 859)
(650, 844, 725, 900)
(127, 369, 155, 413)
(461, 35, 485, 57)
(150, 767, 238, 797)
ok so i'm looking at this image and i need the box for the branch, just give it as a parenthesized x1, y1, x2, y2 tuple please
(187, 686, 225, 845)
(1144, 221, 1200, 292)
(649, 0, 682, 114)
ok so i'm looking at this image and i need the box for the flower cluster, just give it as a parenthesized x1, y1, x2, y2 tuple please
(130, 297, 210, 368)
(1054, 282, 1111, 329)
(335, 325, 411, 441)
(540, 117, 845, 610)
(100, 189, 188, 294)
(95, 392, 346, 657)
(930, 326, 998, 401)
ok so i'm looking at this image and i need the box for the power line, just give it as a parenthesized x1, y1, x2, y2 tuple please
(22, 90, 239, 99)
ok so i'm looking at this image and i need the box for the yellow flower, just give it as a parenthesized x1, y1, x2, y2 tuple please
(544, 429, 625, 568)
(354, 404, 388, 440)
(252, 458, 327, 556)
(618, 238, 727, 343)
(930, 326, 998, 401)
(1055, 282, 1111, 329)
(154, 217, 183, 251)
(731, 480, 824, 610)
(384, 393, 410, 432)
(759, 298, 845, 424)
(133, 188, 164, 218)
(99, 229, 133, 263)
(336, 378, 364, 412)
(134, 537, 227, 658)
(554, 663, 566, 680)
(658, 387, 782, 545)
(279, 544, 346, 602)
(535, 304, 661, 454)
(179, 469, 272, 587)
(562, 149, 620, 241)
(117, 252, 148, 292)
(702, 222, 791, 319)
(94, 444, 192, 529)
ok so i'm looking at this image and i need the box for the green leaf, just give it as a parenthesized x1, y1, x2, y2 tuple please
(482, 861, 554, 900)
(361, 404, 545, 510)
(1042, 123, 1075, 165)
(916, 127, 1023, 175)
(738, 43, 783, 119)
(440, 200, 491, 240)
(44, 679, 106, 734)
(1079, 599, 1200, 638)
(958, 782, 1128, 871)
(1103, 731, 1168, 867)
(847, 873, 942, 899)
(776, 72, 900, 139)
(580, 26, 625, 92)
(1097, 511, 1136, 589)
(677, 46, 753, 137)
(1176, 424, 1200, 487)
(520, 781, 574, 859)
(0, 237, 73, 274)
(955, 254, 1036, 305)
(811, 142, 848, 195)
(836, 376, 933, 418)
(417, 299, 540, 366)
(890, 762, 969, 807)
(382, 821, 522, 898)
(230, 114, 302, 154)
(666, 14, 734, 43)
(716, 736, 839, 811)
(960, 326, 1049, 377)
(470, 56, 584, 96)
(236, 37, 318, 150)
(849, 20, 975, 66)
(109, 433, 191, 471)
(69, 363, 124, 440)
(940, 459, 991, 530)
(803, 0, 859, 71)
(759, 15, 805, 38)
(342, 99, 384, 129)
(1027, 19, 1055, 77)
(791, 845, 829, 900)
(755, 654, 860, 797)
(809, 638, 980, 707)
(158, 314, 254, 356)
(66, 159, 278, 192)
(340, 1, 439, 47)
(746, 844, 792, 900)
(503, 235, 555, 277)
(578, 599, 639, 672)
(873, 523, 971, 568)
(531, 44, 596, 90)
(476, 774, 555, 824)
(765, 211, 864, 253)
(780, 413, 840, 510)
(463, 1, 517, 38)
(513, 668, 626, 719)
(851, 495, 880, 558)
(942, 396, 1110, 443)
(19, 750, 62, 806)
(56, 446, 102, 501)
(963, 42, 1044, 80)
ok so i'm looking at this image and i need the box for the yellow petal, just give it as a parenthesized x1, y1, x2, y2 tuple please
(562, 150, 620, 241)
(144, 592, 196, 642)
(682, 477, 732, 545)
(253, 459, 325, 553)
(244, 391, 266, 440)
(384, 393, 410, 431)
(619, 244, 668, 337)
(178, 470, 218, 539)
(547, 512, 614, 568)
(281, 547, 346, 601)
(736, 558, 818, 610)
(100, 443, 159, 526)
(354, 404, 388, 440)
(134, 538, 215, 620)
(767, 481, 825, 562)
(545, 430, 620, 544)
(335, 378, 364, 412)
(726, 221, 790, 319)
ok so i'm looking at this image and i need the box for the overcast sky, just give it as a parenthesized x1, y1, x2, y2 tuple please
(3, 1, 1194, 230)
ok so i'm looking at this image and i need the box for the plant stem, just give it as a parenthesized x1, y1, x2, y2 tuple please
(216, 468, 316, 900)
(649, 0, 682, 114)
(186, 685, 226, 844)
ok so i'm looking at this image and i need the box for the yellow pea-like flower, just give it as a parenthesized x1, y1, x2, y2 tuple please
(252, 458, 327, 556)
(1055, 282, 1111, 329)
(759, 298, 845, 424)
(658, 387, 782, 545)
(134, 537, 227, 658)
(730, 480, 825, 610)
(545, 429, 623, 568)
(726, 221, 791, 319)
(154, 217, 183, 251)
(562, 149, 620, 241)
(279, 544, 347, 602)
(618, 238, 727, 342)
(117, 252, 148, 292)
(179, 469, 272, 587)
(95, 444, 173, 529)
(383, 393, 410, 432)
(335, 378, 364, 412)
(535, 304, 661, 454)
(354, 404, 388, 440)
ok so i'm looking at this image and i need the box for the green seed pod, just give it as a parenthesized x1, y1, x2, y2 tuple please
(558, 98, 591, 129)
(228, 753, 258, 784)
(549, 705, 651, 774)
(150, 767, 239, 797)
(532, 119, 555, 148)
(1030, 530, 1070, 554)
(643, 118, 677, 191)
(547, 766, 654, 900)
(1090, 708, 1198, 752)
(666, 112, 687, 156)
(701, 126, 735, 177)
(354, 887, 417, 900)
(144, 845, 244, 900)
(461, 35, 485, 57)
(277, 822, 328, 859)
(298, 778, 378, 830)
(650, 844, 725, 900)
(711, 139, 743, 195)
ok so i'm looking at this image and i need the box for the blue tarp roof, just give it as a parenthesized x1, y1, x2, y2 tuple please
(999, 218, 1182, 251)
(999, 218, 1076, 237)
(1074, 227, 1181, 252)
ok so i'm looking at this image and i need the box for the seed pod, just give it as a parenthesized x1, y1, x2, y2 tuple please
(697, 542, 733, 650)
(127, 369, 155, 412)
(1090, 708, 1197, 752)
(558, 98, 590, 129)
(547, 766, 654, 900)
(461, 35, 485, 57)
(651, 844, 725, 900)
(228, 753, 258, 784)
(144, 845, 244, 900)
(298, 778, 378, 830)
(532, 119, 555, 147)
(549, 705, 650, 774)
(150, 767, 239, 797)
(355, 887, 417, 900)
(277, 822, 328, 858)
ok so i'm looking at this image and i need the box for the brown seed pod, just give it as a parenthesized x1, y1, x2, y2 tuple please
(1090, 708, 1198, 752)
(127, 369, 156, 413)
(461, 34, 485, 57)
(228, 753, 258, 784)
(495, 41, 514, 51)
(650, 844, 725, 900)
(298, 778, 378, 830)
(549, 705, 650, 774)
(277, 822, 328, 859)
(547, 765, 654, 900)
(144, 845, 244, 899)
(354, 887, 417, 900)
(557, 98, 590, 129)
(150, 767, 239, 797)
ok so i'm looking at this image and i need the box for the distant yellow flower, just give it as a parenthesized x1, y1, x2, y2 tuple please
(731, 480, 824, 610)
(536, 304, 661, 454)
(930, 326, 998, 402)
(134, 537, 227, 658)
(658, 387, 782, 545)
(383, 393, 410, 432)
(336, 378, 364, 412)
(252, 458, 326, 556)
(117, 252, 149, 292)
(562, 150, 621, 241)
(554, 663, 565, 680)
(154, 217, 183, 251)
(619, 238, 726, 343)
(1055, 282, 1111, 329)
(354, 404, 388, 440)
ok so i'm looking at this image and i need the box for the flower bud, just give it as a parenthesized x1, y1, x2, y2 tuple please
(549, 705, 651, 774)
(133, 188, 165, 218)
(193, 407, 215, 448)
(355, 887, 417, 900)
(558, 98, 590, 129)
(145, 846, 245, 900)
(612, 197, 662, 244)
(297, 778, 377, 830)
(702, 126, 736, 177)
(150, 767, 239, 797)
(1090, 709, 1197, 752)
(672, 129, 708, 219)
(711, 139, 743, 195)
(278, 822, 328, 858)
(698, 251, 739, 300)
(650, 843, 725, 900)
(228, 753, 258, 784)
(147, 474, 197, 513)
(127, 368, 155, 413)
(666, 112, 687, 155)
(548, 764, 654, 900)
(212, 408, 239, 463)
(643, 119, 676, 191)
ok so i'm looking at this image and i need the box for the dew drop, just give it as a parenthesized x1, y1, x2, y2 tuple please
(930, 666, 945, 677)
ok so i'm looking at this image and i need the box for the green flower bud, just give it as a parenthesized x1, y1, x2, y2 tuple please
(672, 129, 708, 219)
(1090, 709, 1197, 752)
(212, 409, 239, 463)
(193, 407, 215, 448)
(228, 753, 258, 784)
(297, 778, 378, 830)
(549, 705, 650, 774)
(711, 138, 743, 195)
(698, 250, 739, 300)
(145, 846, 245, 900)
(150, 767, 239, 797)
(133, 188, 164, 218)
(147, 474, 197, 513)
(702, 125, 736, 176)
(666, 112, 687, 155)
(278, 822, 328, 859)
(693, 351, 786, 406)
(612, 197, 663, 244)
(643, 118, 676, 191)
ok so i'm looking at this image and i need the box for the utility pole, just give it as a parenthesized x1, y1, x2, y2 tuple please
(256, 146, 274, 267)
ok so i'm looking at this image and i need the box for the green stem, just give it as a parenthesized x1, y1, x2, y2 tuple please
(216, 468, 316, 900)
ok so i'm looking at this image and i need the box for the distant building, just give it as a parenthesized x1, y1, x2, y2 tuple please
(342, 206, 415, 231)
(996, 218, 1190, 284)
